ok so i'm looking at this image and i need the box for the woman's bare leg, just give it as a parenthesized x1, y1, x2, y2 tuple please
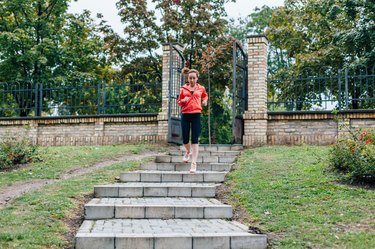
(183, 143, 191, 154)
(190, 143, 199, 172)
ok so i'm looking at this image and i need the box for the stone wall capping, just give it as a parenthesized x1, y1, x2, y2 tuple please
(268, 111, 375, 120)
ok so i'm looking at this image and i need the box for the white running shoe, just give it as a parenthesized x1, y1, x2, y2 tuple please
(182, 151, 192, 163)
(189, 162, 197, 174)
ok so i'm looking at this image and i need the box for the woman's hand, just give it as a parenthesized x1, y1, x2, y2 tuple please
(202, 99, 208, 106)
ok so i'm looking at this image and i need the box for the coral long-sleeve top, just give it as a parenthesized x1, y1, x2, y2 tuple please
(177, 83, 208, 114)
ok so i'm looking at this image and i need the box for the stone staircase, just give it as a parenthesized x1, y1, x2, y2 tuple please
(74, 145, 267, 249)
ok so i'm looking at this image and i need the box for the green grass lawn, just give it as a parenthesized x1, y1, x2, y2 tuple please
(0, 143, 163, 249)
(0, 143, 163, 189)
(0, 145, 374, 248)
(226, 146, 375, 249)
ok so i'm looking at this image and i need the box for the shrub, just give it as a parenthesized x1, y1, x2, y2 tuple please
(0, 131, 39, 169)
(329, 128, 375, 184)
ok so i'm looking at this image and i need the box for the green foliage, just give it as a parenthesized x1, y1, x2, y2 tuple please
(115, 56, 162, 81)
(105, 57, 163, 114)
(267, 0, 375, 70)
(115, 0, 162, 63)
(0, 1, 114, 116)
(265, 1, 375, 110)
(227, 6, 291, 73)
(0, 1, 111, 82)
(329, 128, 375, 183)
(200, 87, 232, 144)
(115, 0, 231, 66)
(0, 130, 39, 169)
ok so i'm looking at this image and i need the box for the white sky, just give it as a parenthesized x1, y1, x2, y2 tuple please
(68, 0, 284, 35)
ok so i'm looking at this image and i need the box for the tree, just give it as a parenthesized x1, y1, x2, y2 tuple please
(226, 5, 291, 74)
(266, 0, 375, 110)
(0, 0, 69, 82)
(115, 0, 162, 73)
(267, 0, 375, 70)
(116, 0, 232, 67)
(0, 0, 111, 116)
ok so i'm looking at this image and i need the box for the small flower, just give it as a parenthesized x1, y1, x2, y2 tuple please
(365, 138, 373, 144)
(358, 131, 368, 140)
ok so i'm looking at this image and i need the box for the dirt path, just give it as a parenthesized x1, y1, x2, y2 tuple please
(0, 150, 161, 208)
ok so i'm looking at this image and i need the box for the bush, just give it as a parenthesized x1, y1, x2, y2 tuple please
(0, 132, 39, 169)
(329, 129, 375, 184)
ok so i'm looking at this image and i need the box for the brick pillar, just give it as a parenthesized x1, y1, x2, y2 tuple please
(243, 35, 268, 147)
(158, 43, 184, 142)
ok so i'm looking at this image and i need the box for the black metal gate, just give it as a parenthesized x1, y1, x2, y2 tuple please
(168, 44, 186, 144)
(232, 41, 248, 144)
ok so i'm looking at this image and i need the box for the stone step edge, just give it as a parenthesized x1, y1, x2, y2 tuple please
(140, 163, 232, 172)
(120, 170, 227, 173)
(119, 171, 226, 183)
(156, 155, 236, 159)
(76, 219, 259, 235)
(74, 233, 267, 249)
(178, 144, 244, 151)
(168, 151, 241, 156)
(94, 184, 218, 198)
(75, 233, 267, 249)
(84, 204, 233, 219)
(155, 159, 236, 164)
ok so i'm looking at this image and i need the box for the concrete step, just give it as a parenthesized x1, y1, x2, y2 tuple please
(94, 183, 217, 198)
(169, 150, 240, 157)
(75, 219, 267, 249)
(140, 162, 232, 172)
(85, 197, 232, 219)
(156, 155, 236, 163)
(120, 171, 226, 183)
(179, 144, 244, 152)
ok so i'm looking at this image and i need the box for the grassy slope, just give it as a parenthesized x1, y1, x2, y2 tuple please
(0, 144, 160, 248)
(226, 146, 375, 249)
(0, 144, 162, 189)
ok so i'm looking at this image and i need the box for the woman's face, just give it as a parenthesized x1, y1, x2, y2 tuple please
(188, 72, 198, 85)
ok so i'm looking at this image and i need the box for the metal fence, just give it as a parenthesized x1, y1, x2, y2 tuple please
(267, 66, 375, 111)
(0, 76, 162, 118)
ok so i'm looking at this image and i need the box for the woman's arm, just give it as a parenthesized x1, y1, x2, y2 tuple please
(177, 89, 189, 106)
(201, 88, 208, 106)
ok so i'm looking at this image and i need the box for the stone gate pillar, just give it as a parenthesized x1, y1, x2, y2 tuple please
(158, 43, 184, 142)
(243, 35, 269, 146)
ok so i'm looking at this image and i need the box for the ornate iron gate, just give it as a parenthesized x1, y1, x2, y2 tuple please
(168, 44, 186, 144)
(232, 41, 248, 144)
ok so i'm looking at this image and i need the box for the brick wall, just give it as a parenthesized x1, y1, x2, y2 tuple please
(350, 119, 375, 129)
(0, 115, 163, 146)
(267, 111, 375, 145)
